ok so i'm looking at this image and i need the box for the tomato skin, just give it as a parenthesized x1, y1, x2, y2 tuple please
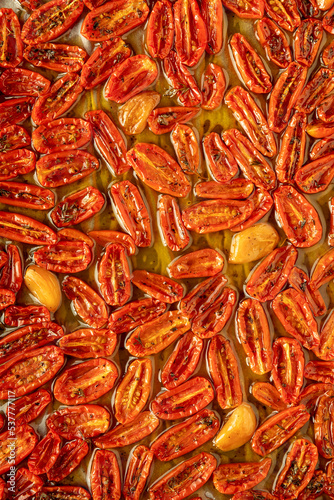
(168, 248, 224, 279)
(202, 0, 223, 54)
(132, 270, 183, 304)
(298, 68, 334, 114)
(0, 425, 38, 474)
(148, 452, 216, 500)
(146, 0, 174, 59)
(164, 51, 202, 106)
(195, 179, 254, 200)
(201, 63, 226, 110)
(0, 97, 35, 128)
(272, 337, 304, 405)
(161, 331, 203, 389)
(105, 55, 157, 104)
(274, 439, 318, 498)
(295, 19, 323, 68)
(58, 329, 117, 359)
(127, 143, 191, 198)
(236, 299, 273, 375)
(90, 450, 121, 500)
(47, 438, 89, 482)
(0, 68, 50, 96)
(54, 358, 118, 405)
(0, 125, 31, 153)
(225, 87, 277, 157)
(274, 185, 322, 248)
(151, 408, 219, 461)
(180, 273, 228, 319)
(246, 245, 298, 302)
(174, 0, 207, 67)
(28, 431, 61, 475)
(8, 388, 51, 425)
(47, 405, 110, 440)
(203, 132, 238, 184)
(0, 289, 15, 311)
(110, 181, 152, 247)
(309, 247, 334, 291)
(299, 383, 334, 412)
(0, 211, 57, 246)
(295, 153, 334, 194)
(34, 241, 92, 273)
(288, 267, 326, 317)
(252, 382, 287, 411)
(251, 405, 310, 456)
(0, 149, 35, 181)
(108, 298, 166, 334)
(213, 459, 271, 495)
(62, 276, 108, 329)
(123, 445, 154, 500)
(126, 310, 190, 357)
(0, 181, 54, 210)
(81, 0, 149, 41)
(0, 9, 23, 68)
(305, 360, 334, 384)
(265, 0, 300, 31)
(256, 18, 292, 69)
(93, 411, 160, 448)
(23, 43, 87, 73)
(51, 186, 104, 228)
(0, 346, 64, 399)
(98, 243, 131, 307)
(12, 467, 44, 499)
(32, 118, 92, 154)
(171, 124, 200, 175)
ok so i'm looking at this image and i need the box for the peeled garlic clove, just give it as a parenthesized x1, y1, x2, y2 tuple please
(118, 91, 161, 135)
(214, 403, 257, 452)
(24, 265, 62, 312)
(229, 223, 279, 264)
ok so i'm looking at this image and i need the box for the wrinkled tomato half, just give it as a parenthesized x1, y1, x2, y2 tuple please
(90, 450, 121, 500)
(32, 118, 92, 154)
(8, 389, 51, 425)
(0, 9, 23, 68)
(213, 459, 272, 495)
(272, 337, 304, 404)
(47, 438, 89, 482)
(23, 43, 87, 73)
(98, 243, 131, 306)
(0, 68, 50, 96)
(108, 298, 166, 335)
(58, 329, 117, 359)
(131, 269, 184, 303)
(123, 445, 154, 500)
(168, 248, 224, 279)
(171, 123, 200, 175)
(252, 382, 287, 411)
(0, 425, 38, 474)
(148, 106, 199, 135)
(203, 131, 239, 184)
(28, 431, 61, 475)
(146, 0, 174, 60)
(0, 149, 35, 181)
(34, 241, 92, 273)
(0, 181, 54, 210)
(201, 62, 226, 110)
(256, 18, 292, 68)
(0, 211, 56, 246)
(47, 405, 110, 440)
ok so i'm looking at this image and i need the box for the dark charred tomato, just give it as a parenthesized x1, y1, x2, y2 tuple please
(105, 55, 157, 104)
(0, 425, 38, 474)
(158, 195, 190, 252)
(85, 110, 129, 176)
(0, 97, 35, 128)
(299, 383, 334, 412)
(314, 395, 334, 458)
(310, 248, 334, 291)
(0, 211, 57, 245)
(296, 470, 326, 500)
(203, 132, 239, 183)
(272, 289, 320, 350)
(168, 248, 224, 279)
(131, 269, 184, 303)
(236, 298, 273, 375)
(273, 439, 318, 498)
(32, 72, 83, 126)
(295, 153, 334, 194)
(47, 438, 89, 482)
(28, 431, 61, 475)
(251, 405, 310, 456)
(62, 276, 108, 329)
(221, 0, 264, 17)
(288, 267, 326, 317)
(174, 0, 207, 67)
(0, 68, 50, 96)
(127, 143, 191, 198)
(252, 382, 287, 411)
(108, 298, 166, 334)
(256, 18, 292, 68)
(90, 450, 121, 500)
(306, 120, 334, 138)
(171, 124, 200, 175)
(114, 358, 152, 424)
(230, 187, 273, 232)
(93, 411, 160, 449)
(0, 125, 31, 153)
(148, 453, 216, 500)
(202, 0, 223, 54)
(207, 335, 242, 409)
(146, 0, 174, 59)
(213, 459, 272, 495)
(34, 241, 92, 273)
(23, 43, 87, 73)
(0, 149, 35, 181)
(275, 112, 307, 184)
(268, 62, 307, 133)
(110, 181, 151, 247)
(314, 309, 334, 360)
(161, 331, 203, 389)
(163, 51, 202, 106)
(151, 408, 219, 461)
(265, 0, 300, 31)
(47, 405, 110, 440)
(32, 118, 92, 154)
(58, 329, 117, 359)
(225, 86, 277, 157)
(126, 310, 190, 357)
(180, 273, 228, 319)
(148, 106, 200, 134)
(245, 245, 298, 302)
(297, 68, 334, 114)
(272, 337, 304, 405)
(230, 33, 272, 94)
(7, 389, 51, 425)
(324, 5, 334, 34)
(123, 445, 154, 500)
(274, 185, 323, 248)
(81, 0, 149, 41)
(201, 62, 226, 110)
(36, 486, 91, 500)
(295, 19, 323, 67)
(305, 360, 334, 384)
(88, 230, 136, 254)
(21, 0, 83, 44)
(0, 9, 23, 68)
(80, 38, 131, 90)
(195, 179, 254, 200)
(317, 94, 334, 122)
(323, 41, 334, 68)
(57, 228, 94, 248)
(51, 186, 104, 228)
(98, 243, 131, 306)
(0, 181, 54, 210)
(11, 468, 43, 498)
(53, 358, 118, 405)
(0, 289, 15, 311)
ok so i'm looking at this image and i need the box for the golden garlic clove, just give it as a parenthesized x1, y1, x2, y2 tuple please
(24, 265, 62, 313)
(214, 403, 257, 452)
(118, 91, 161, 135)
(229, 223, 279, 264)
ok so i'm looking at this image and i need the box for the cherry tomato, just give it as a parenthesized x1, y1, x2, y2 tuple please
(34, 241, 92, 273)
(297, 68, 334, 114)
(288, 267, 326, 317)
(28, 431, 61, 475)
(8, 388, 51, 425)
(202, 0, 223, 54)
(88, 230, 136, 254)
(272, 337, 304, 405)
(0, 9, 23, 68)
(108, 298, 166, 334)
(180, 273, 228, 319)
(295, 19, 323, 68)
(213, 459, 272, 495)
(0, 125, 30, 153)
(296, 470, 326, 500)
(47, 405, 110, 440)
(123, 446, 154, 500)
(148, 452, 216, 500)
(256, 18, 292, 69)
(93, 411, 159, 448)
(47, 438, 89, 482)
(195, 179, 254, 200)
(0, 97, 35, 128)
(59, 329, 117, 359)
(295, 153, 334, 194)
(90, 450, 121, 500)
(251, 405, 310, 456)
(0, 289, 15, 311)
(132, 270, 183, 303)
(0, 68, 50, 97)
(222, 0, 264, 17)
(265, 0, 300, 31)
(322, 41, 334, 69)
(32, 118, 92, 154)
(158, 195, 190, 251)
(163, 51, 202, 106)
(146, 0, 174, 59)
(110, 181, 152, 247)
(148, 106, 199, 135)
(252, 382, 287, 411)
(0, 149, 35, 181)
(0, 346, 64, 399)
(12, 467, 44, 498)
(168, 248, 224, 279)
(231, 187, 273, 232)
(98, 243, 131, 306)
(314, 395, 334, 458)
(23, 43, 87, 73)
(245, 245, 298, 302)
(203, 132, 239, 183)
(310, 247, 334, 290)
(171, 124, 200, 175)
(324, 5, 334, 34)
(81, 0, 149, 41)
(274, 185, 323, 248)
(306, 120, 334, 138)
(299, 383, 334, 412)
(174, 0, 207, 67)
(0, 211, 56, 246)
(36, 486, 91, 500)
(305, 360, 334, 384)
(57, 228, 94, 247)
(51, 186, 104, 228)
(0, 181, 54, 210)
(201, 62, 226, 110)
